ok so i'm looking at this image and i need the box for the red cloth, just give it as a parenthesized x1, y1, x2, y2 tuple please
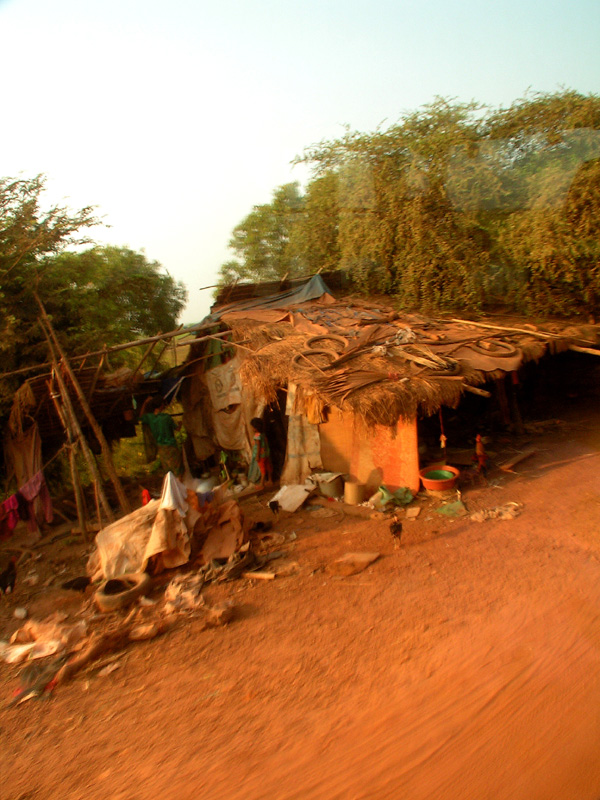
(19, 471, 53, 530)
(0, 495, 19, 539)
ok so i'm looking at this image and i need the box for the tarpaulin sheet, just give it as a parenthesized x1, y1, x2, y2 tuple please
(208, 275, 334, 319)
(94, 473, 194, 578)
(451, 346, 523, 373)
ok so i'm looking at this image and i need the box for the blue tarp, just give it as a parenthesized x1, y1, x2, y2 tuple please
(206, 275, 333, 321)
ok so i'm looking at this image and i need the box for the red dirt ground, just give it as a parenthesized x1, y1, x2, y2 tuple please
(2, 405, 600, 800)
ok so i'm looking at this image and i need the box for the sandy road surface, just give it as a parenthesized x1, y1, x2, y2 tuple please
(2, 412, 600, 799)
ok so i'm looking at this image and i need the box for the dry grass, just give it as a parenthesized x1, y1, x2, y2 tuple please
(183, 304, 587, 429)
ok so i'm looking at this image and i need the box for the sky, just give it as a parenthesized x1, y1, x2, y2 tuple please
(1, 0, 598, 324)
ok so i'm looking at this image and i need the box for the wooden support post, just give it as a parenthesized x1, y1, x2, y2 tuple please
(48, 385, 89, 541)
(88, 350, 107, 400)
(149, 341, 169, 375)
(47, 366, 115, 525)
(35, 292, 130, 515)
(45, 369, 116, 526)
(131, 340, 158, 381)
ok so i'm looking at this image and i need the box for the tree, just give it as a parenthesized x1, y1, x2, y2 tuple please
(220, 91, 600, 317)
(219, 183, 305, 284)
(40, 246, 188, 351)
(287, 173, 340, 274)
(486, 92, 600, 314)
(0, 175, 99, 387)
(298, 99, 490, 309)
(0, 176, 187, 418)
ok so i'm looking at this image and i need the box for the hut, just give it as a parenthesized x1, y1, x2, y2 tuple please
(182, 275, 598, 496)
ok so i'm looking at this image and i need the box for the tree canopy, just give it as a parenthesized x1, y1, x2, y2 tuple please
(219, 90, 600, 318)
(0, 175, 187, 418)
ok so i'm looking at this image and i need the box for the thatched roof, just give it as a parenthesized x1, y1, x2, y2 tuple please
(192, 284, 600, 427)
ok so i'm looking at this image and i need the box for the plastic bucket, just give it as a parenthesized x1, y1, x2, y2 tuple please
(319, 476, 344, 498)
(344, 481, 364, 505)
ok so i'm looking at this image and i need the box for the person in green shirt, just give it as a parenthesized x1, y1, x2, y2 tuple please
(139, 396, 183, 476)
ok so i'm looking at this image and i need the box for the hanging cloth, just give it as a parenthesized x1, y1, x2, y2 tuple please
(19, 471, 54, 531)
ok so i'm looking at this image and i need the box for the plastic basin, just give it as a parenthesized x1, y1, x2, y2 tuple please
(419, 465, 460, 491)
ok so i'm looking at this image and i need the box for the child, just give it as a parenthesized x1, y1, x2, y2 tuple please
(139, 396, 183, 476)
(250, 417, 272, 489)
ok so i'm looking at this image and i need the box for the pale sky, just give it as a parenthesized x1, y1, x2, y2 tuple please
(1, 0, 598, 323)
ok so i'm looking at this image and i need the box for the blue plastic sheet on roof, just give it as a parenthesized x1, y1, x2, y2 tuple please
(206, 275, 333, 321)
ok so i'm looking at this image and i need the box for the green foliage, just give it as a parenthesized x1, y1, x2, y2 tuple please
(40, 246, 188, 351)
(0, 175, 98, 356)
(0, 176, 187, 420)
(221, 183, 305, 283)
(220, 90, 600, 319)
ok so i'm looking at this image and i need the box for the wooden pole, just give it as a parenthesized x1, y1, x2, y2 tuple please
(46, 368, 115, 525)
(449, 318, 597, 346)
(569, 344, 600, 356)
(48, 385, 88, 541)
(0, 325, 231, 380)
(131, 340, 158, 381)
(88, 350, 107, 400)
(35, 293, 131, 515)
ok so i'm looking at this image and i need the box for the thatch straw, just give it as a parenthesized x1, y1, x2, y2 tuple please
(193, 306, 585, 427)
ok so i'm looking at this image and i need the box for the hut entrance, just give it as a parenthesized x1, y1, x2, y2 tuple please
(264, 390, 288, 481)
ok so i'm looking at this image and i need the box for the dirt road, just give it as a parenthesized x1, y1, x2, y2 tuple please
(2, 411, 600, 799)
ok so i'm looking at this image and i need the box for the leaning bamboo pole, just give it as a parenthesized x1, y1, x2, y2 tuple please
(48, 384, 88, 541)
(45, 359, 115, 526)
(35, 294, 129, 515)
(0, 323, 231, 380)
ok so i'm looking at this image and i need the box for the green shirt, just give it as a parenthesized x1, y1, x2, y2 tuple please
(141, 412, 177, 446)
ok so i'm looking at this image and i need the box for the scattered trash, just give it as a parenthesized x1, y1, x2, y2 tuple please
(13, 607, 28, 620)
(327, 552, 380, 577)
(3, 642, 59, 664)
(499, 449, 537, 472)
(94, 573, 152, 613)
(367, 490, 384, 509)
(7, 654, 68, 707)
(470, 502, 523, 522)
(242, 570, 275, 581)
(271, 560, 300, 577)
(11, 616, 87, 649)
(97, 662, 121, 677)
(2, 616, 88, 664)
(204, 601, 235, 627)
(164, 573, 205, 613)
(269, 484, 314, 513)
(379, 485, 414, 507)
(405, 507, 421, 520)
(435, 500, 468, 518)
(129, 622, 161, 641)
